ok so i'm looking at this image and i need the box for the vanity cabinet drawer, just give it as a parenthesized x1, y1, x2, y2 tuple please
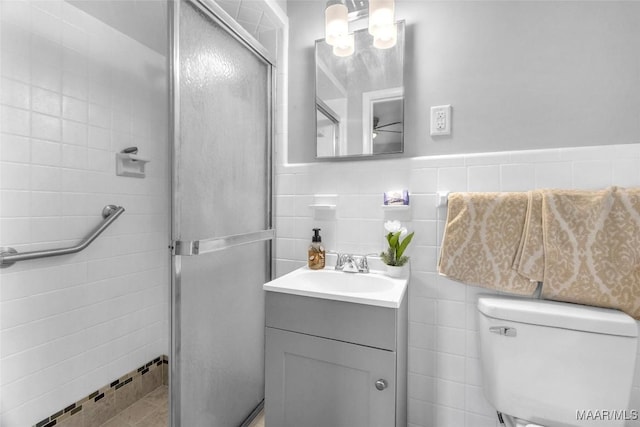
(265, 292, 397, 351)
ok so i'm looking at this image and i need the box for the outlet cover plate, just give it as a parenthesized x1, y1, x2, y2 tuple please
(430, 105, 452, 136)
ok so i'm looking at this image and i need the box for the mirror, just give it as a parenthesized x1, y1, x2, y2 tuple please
(315, 20, 405, 158)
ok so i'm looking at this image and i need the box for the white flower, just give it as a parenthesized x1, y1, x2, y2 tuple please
(384, 220, 408, 237)
(384, 220, 402, 233)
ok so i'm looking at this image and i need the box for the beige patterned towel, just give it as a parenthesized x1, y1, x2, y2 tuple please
(512, 190, 545, 282)
(438, 192, 539, 295)
(539, 187, 640, 319)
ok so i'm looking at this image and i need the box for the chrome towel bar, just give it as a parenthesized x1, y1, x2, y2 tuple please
(0, 205, 125, 269)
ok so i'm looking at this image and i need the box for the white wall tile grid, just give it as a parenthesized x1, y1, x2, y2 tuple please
(274, 143, 640, 427)
(0, 1, 169, 425)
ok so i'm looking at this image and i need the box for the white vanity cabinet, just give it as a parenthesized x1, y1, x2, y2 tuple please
(264, 291, 407, 427)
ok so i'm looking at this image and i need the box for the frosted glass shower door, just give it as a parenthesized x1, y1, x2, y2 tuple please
(170, 0, 273, 426)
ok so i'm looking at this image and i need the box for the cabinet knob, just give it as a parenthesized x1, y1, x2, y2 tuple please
(375, 379, 387, 391)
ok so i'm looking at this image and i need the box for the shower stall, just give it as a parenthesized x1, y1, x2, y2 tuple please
(0, 0, 277, 425)
(170, 0, 274, 425)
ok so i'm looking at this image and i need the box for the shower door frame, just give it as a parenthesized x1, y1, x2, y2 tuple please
(168, 0, 276, 425)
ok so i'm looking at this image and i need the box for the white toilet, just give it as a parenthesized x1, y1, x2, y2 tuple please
(477, 295, 638, 427)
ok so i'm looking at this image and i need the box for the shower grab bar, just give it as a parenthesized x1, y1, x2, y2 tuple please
(172, 229, 275, 256)
(0, 205, 125, 269)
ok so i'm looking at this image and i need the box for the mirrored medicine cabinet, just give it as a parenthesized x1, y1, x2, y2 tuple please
(315, 20, 405, 159)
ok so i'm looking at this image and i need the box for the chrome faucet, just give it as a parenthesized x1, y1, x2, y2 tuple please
(335, 253, 369, 273)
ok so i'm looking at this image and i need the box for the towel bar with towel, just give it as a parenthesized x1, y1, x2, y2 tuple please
(438, 187, 640, 319)
(0, 204, 125, 269)
(437, 191, 537, 295)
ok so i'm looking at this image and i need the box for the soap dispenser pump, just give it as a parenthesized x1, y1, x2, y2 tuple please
(308, 228, 325, 270)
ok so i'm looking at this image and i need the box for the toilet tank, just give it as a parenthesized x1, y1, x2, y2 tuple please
(477, 295, 638, 427)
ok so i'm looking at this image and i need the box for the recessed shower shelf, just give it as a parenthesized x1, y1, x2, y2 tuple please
(116, 153, 150, 178)
(309, 194, 338, 211)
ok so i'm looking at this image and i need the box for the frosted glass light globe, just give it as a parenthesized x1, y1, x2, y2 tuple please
(368, 0, 395, 37)
(373, 23, 397, 49)
(325, 3, 348, 46)
(333, 33, 355, 57)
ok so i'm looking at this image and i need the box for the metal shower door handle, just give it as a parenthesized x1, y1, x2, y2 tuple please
(172, 229, 275, 256)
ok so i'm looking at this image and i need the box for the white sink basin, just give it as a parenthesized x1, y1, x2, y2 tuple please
(263, 266, 408, 308)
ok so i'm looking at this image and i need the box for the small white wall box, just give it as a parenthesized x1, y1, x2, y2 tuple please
(116, 153, 150, 178)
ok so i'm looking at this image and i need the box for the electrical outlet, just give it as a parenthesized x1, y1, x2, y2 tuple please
(430, 105, 452, 136)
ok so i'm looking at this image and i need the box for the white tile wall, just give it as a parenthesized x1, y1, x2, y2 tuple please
(274, 143, 640, 427)
(0, 1, 169, 425)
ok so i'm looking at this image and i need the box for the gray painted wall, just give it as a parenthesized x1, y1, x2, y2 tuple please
(287, 0, 640, 163)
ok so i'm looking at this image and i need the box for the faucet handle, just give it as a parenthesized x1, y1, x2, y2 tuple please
(358, 255, 369, 273)
(342, 254, 360, 273)
(335, 253, 372, 273)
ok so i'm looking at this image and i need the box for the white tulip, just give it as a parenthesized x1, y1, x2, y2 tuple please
(384, 220, 402, 233)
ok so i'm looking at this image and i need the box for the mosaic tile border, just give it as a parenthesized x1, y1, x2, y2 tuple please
(34, 355, 169, 427)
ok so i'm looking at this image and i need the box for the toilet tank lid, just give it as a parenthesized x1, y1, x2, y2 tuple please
(477, 295, 638, 337)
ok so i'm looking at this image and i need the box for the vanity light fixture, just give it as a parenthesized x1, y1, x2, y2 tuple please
(369, 0, 396, 48)
(333, 33, 355, 56)
(325, 1, 350, 45)
(324, 0, 397, 57)
(372, 22, 397, 49)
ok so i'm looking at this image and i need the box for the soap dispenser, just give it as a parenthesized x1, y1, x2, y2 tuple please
(308, 228, 325, 270)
